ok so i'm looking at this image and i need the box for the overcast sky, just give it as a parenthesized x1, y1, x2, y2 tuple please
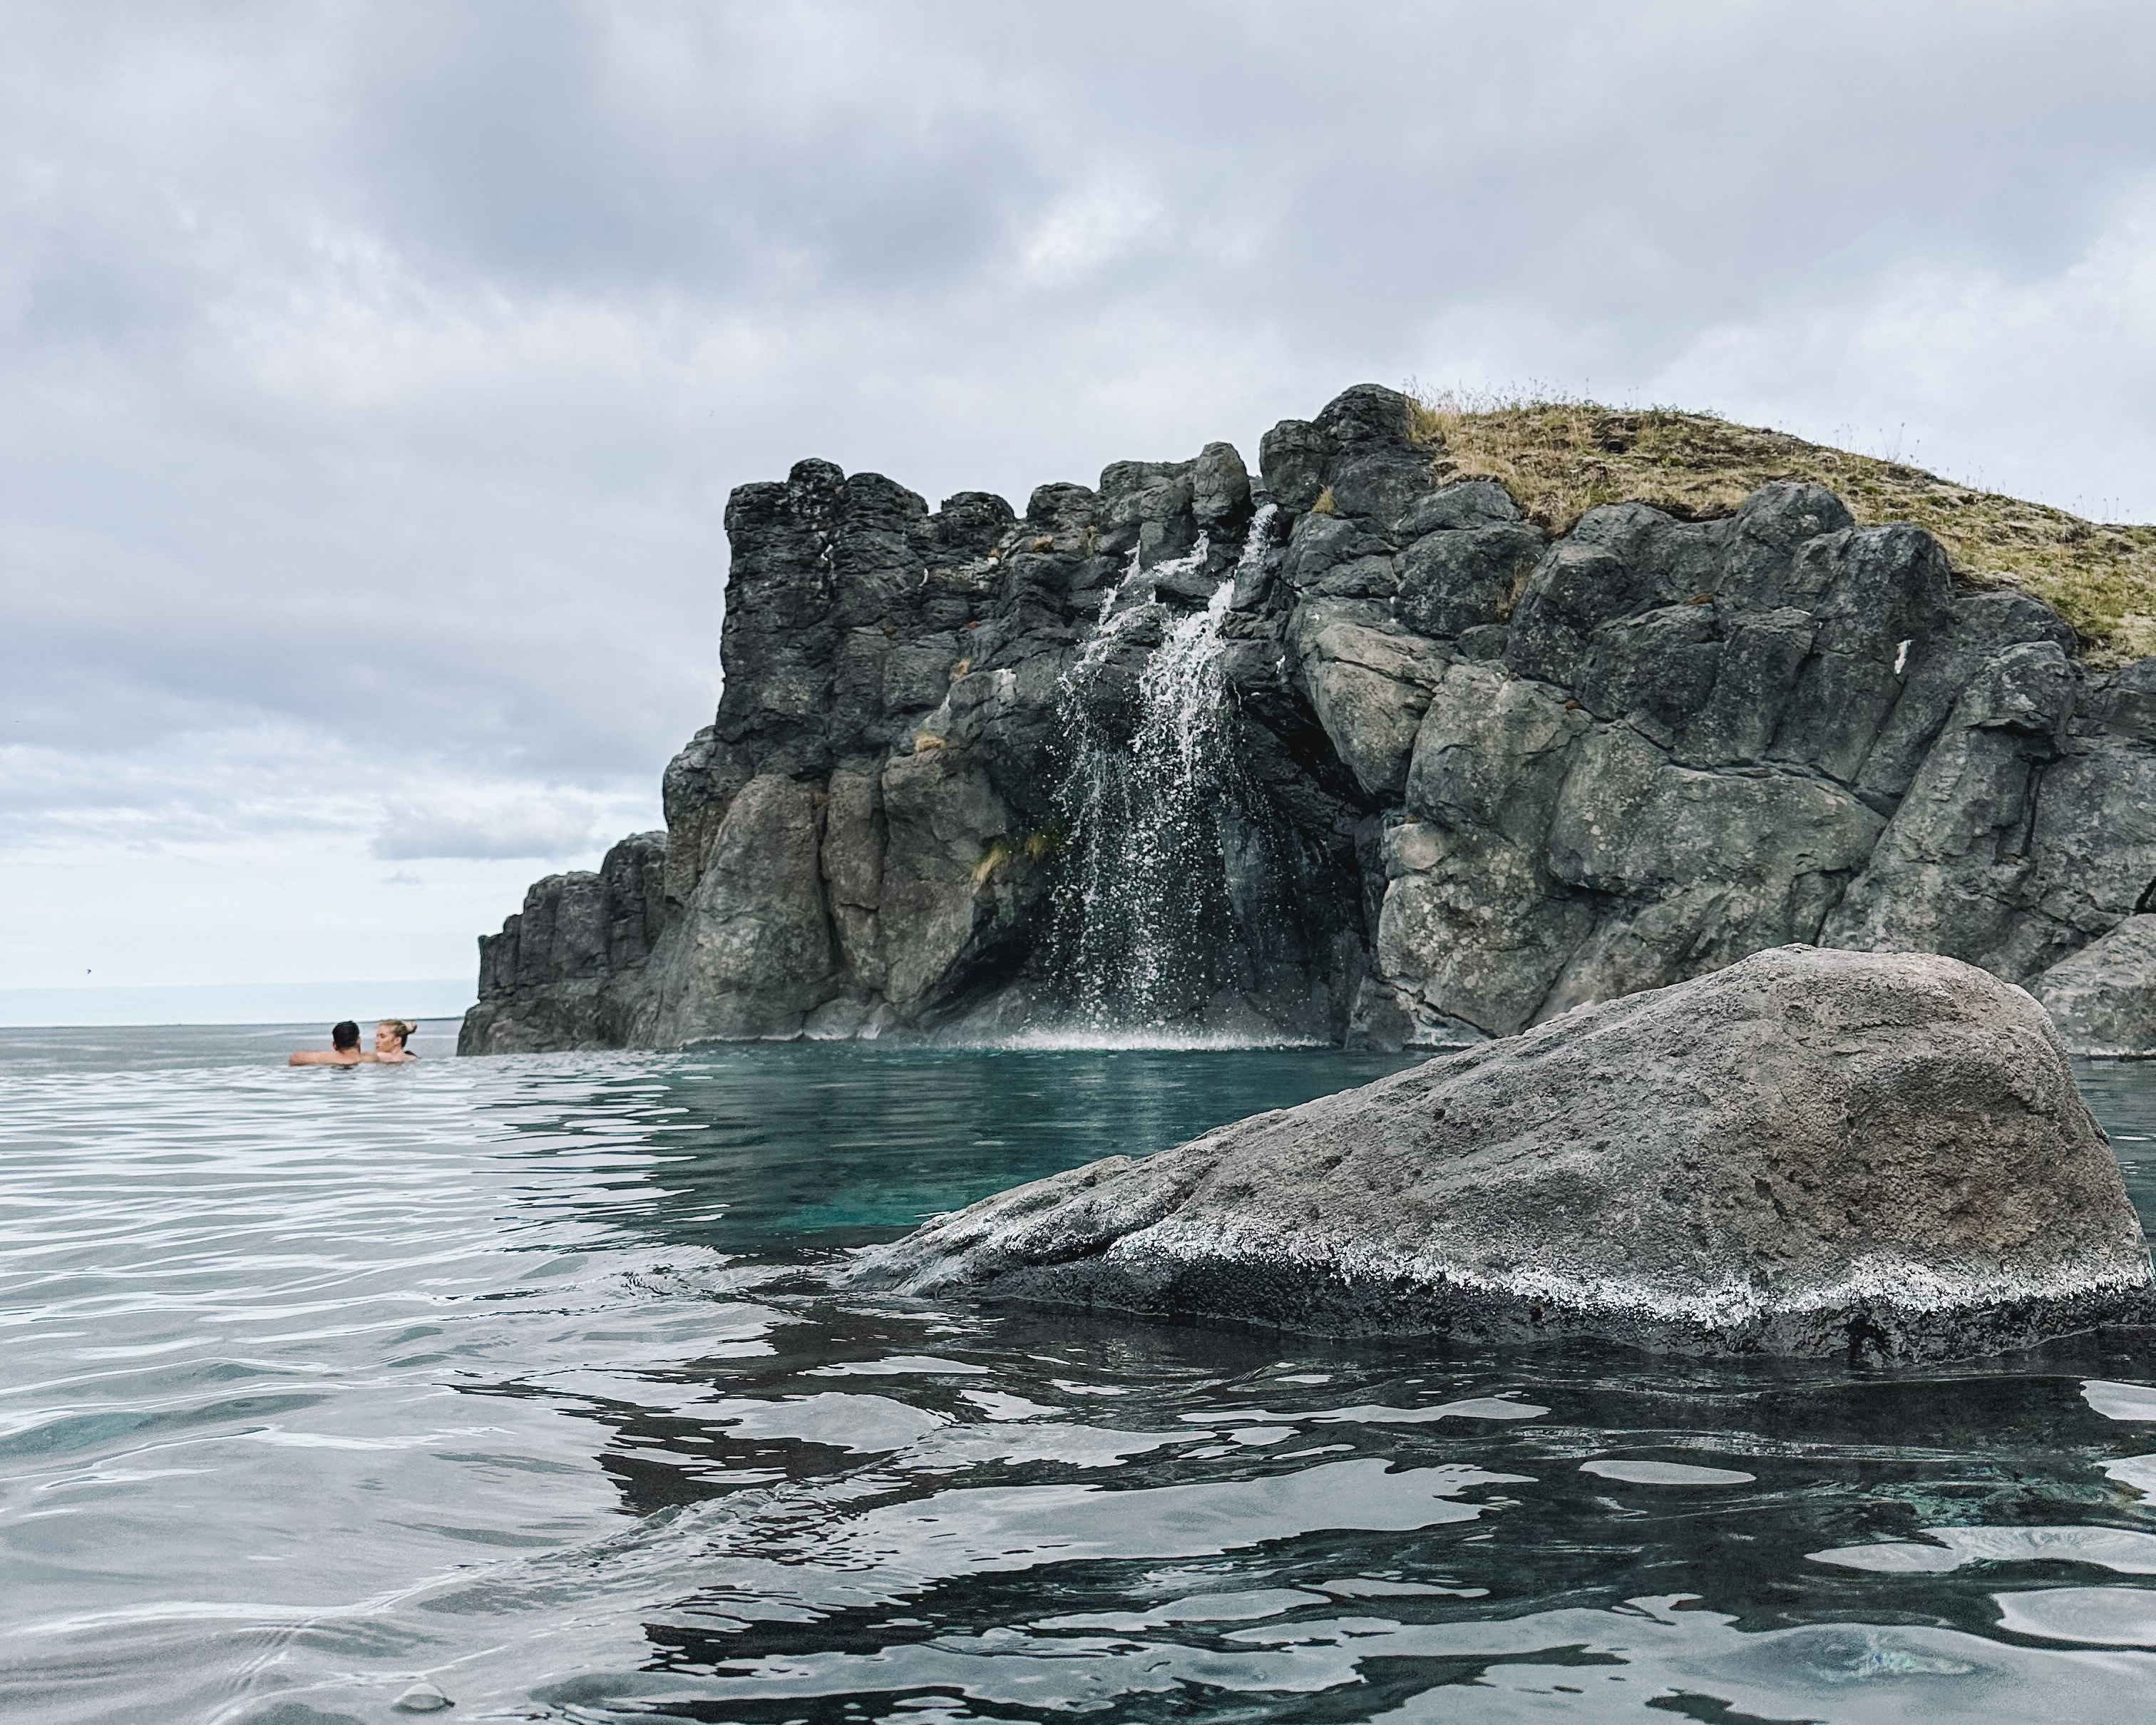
(5, 1, 2155, 1004)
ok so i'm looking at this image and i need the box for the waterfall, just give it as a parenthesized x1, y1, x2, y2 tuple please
(1048, 507, 1277, 1030)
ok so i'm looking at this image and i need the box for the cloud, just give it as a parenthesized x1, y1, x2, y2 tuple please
(372, 794, 606, 862)
(4, 0, 2155, 988)
(1018, 183, 1169, 288)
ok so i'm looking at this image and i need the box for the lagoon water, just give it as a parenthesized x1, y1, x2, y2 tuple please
(4, 1026, 2156, 1724)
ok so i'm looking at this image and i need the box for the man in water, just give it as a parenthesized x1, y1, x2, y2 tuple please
(289, 1021, 369, 1066)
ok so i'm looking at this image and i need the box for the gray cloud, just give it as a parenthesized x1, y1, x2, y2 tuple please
(4, 0, 2155, 986)
(372, 794, 607, 862)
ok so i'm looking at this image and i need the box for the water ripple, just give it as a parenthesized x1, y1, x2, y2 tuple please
(1, 1032, 2155, 1722)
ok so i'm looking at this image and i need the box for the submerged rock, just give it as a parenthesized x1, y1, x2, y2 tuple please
(843, 946, 2153, 1361)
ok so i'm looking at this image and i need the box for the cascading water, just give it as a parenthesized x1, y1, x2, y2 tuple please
(1048, 507, 1280, 1030)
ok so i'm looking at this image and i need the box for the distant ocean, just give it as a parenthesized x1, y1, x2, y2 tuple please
(0, 978, 476, 1028)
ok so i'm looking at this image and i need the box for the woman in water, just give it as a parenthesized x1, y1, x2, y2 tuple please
(373, 1019, 421, 1063)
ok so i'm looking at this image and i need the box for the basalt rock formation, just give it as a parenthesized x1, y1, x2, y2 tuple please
(841, 946, 2156, 1360)
(460, 385, 2156, 1055)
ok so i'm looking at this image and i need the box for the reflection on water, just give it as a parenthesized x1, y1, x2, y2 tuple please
(538, 1043, 1420, 1251)
(0, 1035, 2152, 1723)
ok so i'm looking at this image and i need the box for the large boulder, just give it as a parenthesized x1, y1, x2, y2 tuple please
(1288, 599, 1450, 798)
(2033, 915, 2156, 1056)
(640, 775, 839, 1042)
(843, 946, 2152, 1360)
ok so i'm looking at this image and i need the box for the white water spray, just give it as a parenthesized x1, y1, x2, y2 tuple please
(1049, 508, 1277, 1029)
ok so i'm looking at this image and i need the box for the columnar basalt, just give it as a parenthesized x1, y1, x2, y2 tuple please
(461, 387, 2156, 1056)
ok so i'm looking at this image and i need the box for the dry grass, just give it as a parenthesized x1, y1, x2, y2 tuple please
(971, 836, 1015, 887)
(1404, 386, 2156, 667)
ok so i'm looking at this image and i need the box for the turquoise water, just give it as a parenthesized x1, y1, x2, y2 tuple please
(1, 1027, 2155, 1723)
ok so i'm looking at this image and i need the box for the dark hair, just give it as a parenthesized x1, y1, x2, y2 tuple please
(332, 1020, 361, 1050)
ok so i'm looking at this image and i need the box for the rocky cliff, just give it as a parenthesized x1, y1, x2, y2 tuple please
(459, 386, 2156, 1055)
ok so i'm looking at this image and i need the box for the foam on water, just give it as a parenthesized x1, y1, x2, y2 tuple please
(971, 1023, 1328, 1052)
(3, 1033, 2156, 1723)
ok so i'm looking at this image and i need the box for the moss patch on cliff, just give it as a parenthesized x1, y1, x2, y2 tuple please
(1407, 389, 2156, 667)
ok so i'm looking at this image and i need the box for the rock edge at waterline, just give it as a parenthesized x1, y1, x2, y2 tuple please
(841, 946, 2155, 1360)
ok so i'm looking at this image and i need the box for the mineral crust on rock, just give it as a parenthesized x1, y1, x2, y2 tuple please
(841, 947, 2154, 1360)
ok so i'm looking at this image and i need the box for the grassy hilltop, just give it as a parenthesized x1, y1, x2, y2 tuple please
(1403, 390, 2156, 668)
